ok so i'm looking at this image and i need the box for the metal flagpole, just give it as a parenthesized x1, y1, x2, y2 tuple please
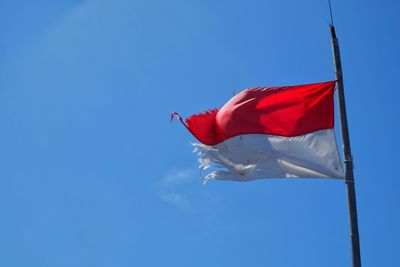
(329, 17, 362, 267)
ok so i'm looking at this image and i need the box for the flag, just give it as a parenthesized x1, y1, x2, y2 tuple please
(172, 81, 344, 182)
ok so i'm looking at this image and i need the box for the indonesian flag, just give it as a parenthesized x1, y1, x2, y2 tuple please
(172, 81, 344, 182)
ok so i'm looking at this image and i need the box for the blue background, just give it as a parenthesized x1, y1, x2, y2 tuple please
(1, 0, 399, 266)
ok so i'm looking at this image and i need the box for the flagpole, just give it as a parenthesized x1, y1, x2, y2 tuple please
(329, 25, 362, 267)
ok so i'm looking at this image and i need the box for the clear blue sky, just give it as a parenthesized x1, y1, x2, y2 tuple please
(1, 0, 399, 266)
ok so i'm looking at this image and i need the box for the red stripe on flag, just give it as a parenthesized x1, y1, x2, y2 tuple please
(185, 81, 336, 145)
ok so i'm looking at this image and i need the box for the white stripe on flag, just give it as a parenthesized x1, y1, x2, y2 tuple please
(193, 129, 344, 182)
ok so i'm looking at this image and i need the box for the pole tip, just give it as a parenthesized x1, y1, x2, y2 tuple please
(328, 0, 334, 25)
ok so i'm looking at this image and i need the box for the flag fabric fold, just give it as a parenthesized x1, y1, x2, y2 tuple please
(173, 81, 344, 182)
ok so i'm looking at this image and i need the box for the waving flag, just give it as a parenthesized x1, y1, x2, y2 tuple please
(172, 81, 344, 182)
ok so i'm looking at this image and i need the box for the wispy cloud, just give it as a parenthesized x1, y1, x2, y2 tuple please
(159, 192, 191, 210)
(158, 168, 197, 211)
(161, 168, 195, 186)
